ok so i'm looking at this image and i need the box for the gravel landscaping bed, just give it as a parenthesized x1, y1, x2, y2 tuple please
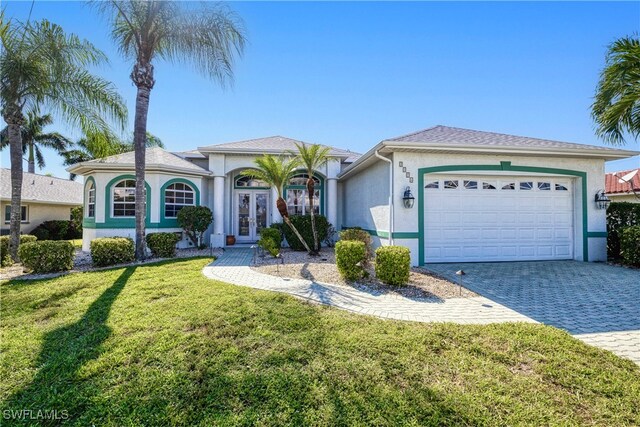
(251, 248, 477, 300)
(0, 247, 221, 281)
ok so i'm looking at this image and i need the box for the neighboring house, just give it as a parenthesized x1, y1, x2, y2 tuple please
(605, 168, 640, 203)
(0, 168, 83, 235)
(67, 127, 638, 265)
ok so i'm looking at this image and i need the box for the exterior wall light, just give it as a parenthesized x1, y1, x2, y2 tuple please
(402, 186, 415, 209)
(594, 190, 611, 210)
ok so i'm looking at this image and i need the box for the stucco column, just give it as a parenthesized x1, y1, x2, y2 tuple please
(212, 176, 225, 247)
(326, 178, 338, 228)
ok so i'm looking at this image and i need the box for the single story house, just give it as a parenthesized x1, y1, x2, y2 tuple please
(67, 126, 638, 265)
(0, 168, 83, 235)
(605, 168, 639, 203)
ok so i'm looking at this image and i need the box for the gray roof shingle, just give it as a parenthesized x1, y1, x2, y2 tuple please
(0, 169, 83, 205)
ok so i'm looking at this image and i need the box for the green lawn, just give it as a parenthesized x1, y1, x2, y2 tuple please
(1, 258, 638, 426)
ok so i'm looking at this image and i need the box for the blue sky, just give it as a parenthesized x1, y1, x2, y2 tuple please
(2, 1, 639, 178)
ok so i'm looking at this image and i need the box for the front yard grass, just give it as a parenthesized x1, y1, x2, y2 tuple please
(1, 257, 638, 426)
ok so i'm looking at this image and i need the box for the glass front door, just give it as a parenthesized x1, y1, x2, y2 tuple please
(235, 191, 270, 242)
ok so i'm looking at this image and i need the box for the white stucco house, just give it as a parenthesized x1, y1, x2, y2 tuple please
(67, 126, 637, 265)
(605, 168, 639, 203)
(0, 168, 82, 235)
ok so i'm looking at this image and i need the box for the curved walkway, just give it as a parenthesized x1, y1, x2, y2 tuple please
(202, 248, 533, 325)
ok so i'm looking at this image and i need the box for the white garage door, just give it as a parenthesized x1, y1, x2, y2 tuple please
(423, 175, 574, 262)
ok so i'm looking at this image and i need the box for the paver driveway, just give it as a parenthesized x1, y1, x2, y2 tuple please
(425, 261, 640, 364)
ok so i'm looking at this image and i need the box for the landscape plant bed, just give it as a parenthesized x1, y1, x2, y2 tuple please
(252, 248, 478, 300)
(1, 258, 638, 426)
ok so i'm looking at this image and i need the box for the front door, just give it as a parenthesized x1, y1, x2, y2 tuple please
(235, 191, 269, 242)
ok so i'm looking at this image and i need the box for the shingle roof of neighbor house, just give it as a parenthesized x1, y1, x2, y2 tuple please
(0, 168, 83, 205)
(605, 168, 640, 195)
(198, 136, 361, 163)
(66, 147, 211, 176)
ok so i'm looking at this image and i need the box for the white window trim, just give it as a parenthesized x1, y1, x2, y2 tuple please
(111, 180, 137, 218)
(87, 183, 96, 218)
(4, 205, 28, 223)
(164, 183, 196, 218)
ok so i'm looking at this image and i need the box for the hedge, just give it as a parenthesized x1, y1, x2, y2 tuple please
(620, 226, 640, 266)
(339, 228, 372, 263)
(335, 240, 366, 282)
(145, 232, 180, 258)
(607, 202, 640, 260)
(258, 228, 282, 257)
(1, 235, 37, 267)
(375, 246, 411, 286)
(91, 237, 135, 267)
(279, 215, 329, 251)
(31, 220, 81, 241)
(18, 240, 74, 273)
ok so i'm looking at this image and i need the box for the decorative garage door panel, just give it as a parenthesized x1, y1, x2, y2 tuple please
(424, 176, 573, 262)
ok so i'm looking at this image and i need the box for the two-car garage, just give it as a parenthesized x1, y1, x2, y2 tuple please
(423, 175, 575, 263)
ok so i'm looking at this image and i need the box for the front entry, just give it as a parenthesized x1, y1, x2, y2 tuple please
(235, 191, 269, 242)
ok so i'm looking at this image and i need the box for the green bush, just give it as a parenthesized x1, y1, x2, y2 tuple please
(607, 202, 640, 260)
(335, 240, 366, 282)
(258, 228, 282, 257)
(375, 246, 411, 286)
(31, 220, 81, 241)
(280, 215, 329, 251)
(71, 206, 83, 233)
(339, 228, 372, 262)
(620, 226, 640, 266)
(18, 240, 74, 273)
(0, 235, 37, 267)
(145, 232, 180, 258)
(91, 237, 135, 267)
(177, 206, 213, 247)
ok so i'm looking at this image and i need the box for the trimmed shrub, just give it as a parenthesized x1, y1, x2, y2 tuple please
(335, 240, 366, 282)
(177, 206, 213, 247)
(375, 246, 411, 286)
(91, 237, 135, 267)
(620, 226, 640, 266)
(18, 240, 74, 273)
(607, 202, 640, 260)
(281, 215, 329, 251)
(1, 235, 37, 267)
(339, 228, 372, 261)
(70, 206, 83, 234)
(146, 232, 180, 258)
(258, 228, 282, 257)
(31, 220, 81, 241)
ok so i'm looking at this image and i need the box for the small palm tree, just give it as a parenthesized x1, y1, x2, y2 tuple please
(0, 110, 72, 173)
(1, 14, 127, 261)
(592, 35, 640, 145)
(242, 155, 312, 253)
(292, 143, 331, 254)
(95, 0, 246, 260)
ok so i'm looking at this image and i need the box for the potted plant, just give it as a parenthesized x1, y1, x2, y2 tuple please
(226, 235, 236, 246)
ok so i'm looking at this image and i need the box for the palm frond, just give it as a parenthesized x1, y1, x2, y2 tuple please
(241, 155, 299, 198)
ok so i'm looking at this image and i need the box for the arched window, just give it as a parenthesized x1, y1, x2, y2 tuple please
(285, 173, 323, 216)
(235, 175, 269, 188)
(112, 179, 137, 217)
(164, 182, 195, 218)
(86, 181, 95, 218)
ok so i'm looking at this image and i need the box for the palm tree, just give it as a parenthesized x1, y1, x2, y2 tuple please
(242, 156, 312, 253)
(95, 1, 246, 260)
(0, 110, 72, 173)
(292, 143, 331, 254)
(592, 35, 640, 145)
(1, 14, 127, 261)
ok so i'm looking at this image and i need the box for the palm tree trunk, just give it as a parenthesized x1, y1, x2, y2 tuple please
(307, 178, 319, 253)
(276, 197, 312, 253)
(131, 62, 155, 261)
(27, 142, 35, 174)
(5, 109, 24, 262)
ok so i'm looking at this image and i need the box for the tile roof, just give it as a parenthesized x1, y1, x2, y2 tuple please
(198, 135, 360, 162)
(0, 168, 83, 205)
(388, 125, 632, 153)
(606, 168, 640, 195)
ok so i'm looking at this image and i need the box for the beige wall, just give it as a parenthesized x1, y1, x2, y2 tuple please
(0, 202, 75, 234)
(610, 194, 640, 203)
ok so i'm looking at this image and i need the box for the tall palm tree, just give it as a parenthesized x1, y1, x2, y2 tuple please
(592, 35, 640, 145)
(1, 14, 127, 261)
(242, 156, 312, 253)
(292, 143, 331, 254)
(95, 1, 246, 260)
(0, 110, 72, 173)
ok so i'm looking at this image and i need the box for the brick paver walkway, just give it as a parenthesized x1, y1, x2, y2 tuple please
(203, 249, 639, 364)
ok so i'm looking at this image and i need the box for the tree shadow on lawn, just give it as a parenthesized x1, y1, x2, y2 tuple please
(3, 266, 136, 423)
